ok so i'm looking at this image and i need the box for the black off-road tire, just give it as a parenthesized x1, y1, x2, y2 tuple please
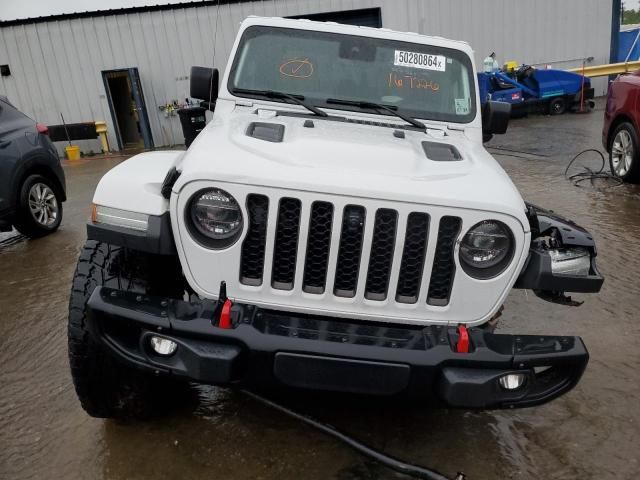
(68, 240, 187, 419)
(13, 174, 63, 237)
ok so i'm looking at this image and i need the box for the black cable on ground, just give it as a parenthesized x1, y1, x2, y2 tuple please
(241, 389, 465, 480)
(564, 149, 624, 188)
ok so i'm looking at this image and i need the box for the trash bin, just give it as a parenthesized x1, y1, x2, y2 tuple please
(65, 145, 81, 160)
(178, 107, 206, 148)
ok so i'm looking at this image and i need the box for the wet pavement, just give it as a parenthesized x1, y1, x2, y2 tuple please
(1, 104, 639, 480)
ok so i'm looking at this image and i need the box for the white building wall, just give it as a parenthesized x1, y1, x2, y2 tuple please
(0, 0, 613, 151)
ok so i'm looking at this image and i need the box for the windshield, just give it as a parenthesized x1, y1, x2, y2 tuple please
(228, 26, 476, 124)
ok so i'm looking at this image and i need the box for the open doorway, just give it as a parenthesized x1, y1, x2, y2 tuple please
(102, 68, 153, 151)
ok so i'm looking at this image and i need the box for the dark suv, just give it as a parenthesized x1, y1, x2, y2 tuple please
(0, 96, 66, 236)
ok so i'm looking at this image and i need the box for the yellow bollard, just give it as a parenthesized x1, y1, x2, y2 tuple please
(94, 121, 110, 153)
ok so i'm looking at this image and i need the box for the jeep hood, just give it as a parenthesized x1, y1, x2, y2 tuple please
(174, 105, 528, 226)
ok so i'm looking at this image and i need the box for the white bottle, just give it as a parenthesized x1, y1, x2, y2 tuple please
(483, 55, 494, 73)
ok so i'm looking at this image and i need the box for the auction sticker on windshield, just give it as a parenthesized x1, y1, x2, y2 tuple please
(394, 50, 446, 72)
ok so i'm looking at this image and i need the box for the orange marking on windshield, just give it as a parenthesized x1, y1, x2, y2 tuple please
(280, 59, 314, 78)
(388, 72, 440, 91)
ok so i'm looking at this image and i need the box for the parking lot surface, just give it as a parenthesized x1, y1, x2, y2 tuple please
(1, 105, 639, 480)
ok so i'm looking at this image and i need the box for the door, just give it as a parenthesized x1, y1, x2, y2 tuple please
(102, 68, 154, 151)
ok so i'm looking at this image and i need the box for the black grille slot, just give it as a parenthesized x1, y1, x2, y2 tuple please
(271, 198, 301, 290)
(303, 202, 334, 294)
(365, 209, 398, 301)
(334, 205, 366, 298)
(396, 212, 430, 303)
(240, 194, 269, 286)
(427, 216, 461, 306)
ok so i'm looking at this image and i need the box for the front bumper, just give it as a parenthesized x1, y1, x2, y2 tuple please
(87, 287, 588, 409)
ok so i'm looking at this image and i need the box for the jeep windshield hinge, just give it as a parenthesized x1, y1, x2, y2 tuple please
(161, 167, 181, 199)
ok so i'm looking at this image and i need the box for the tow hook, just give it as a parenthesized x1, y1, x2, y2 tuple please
(456, 325, 470, 353)
(213, 281, 233, 329)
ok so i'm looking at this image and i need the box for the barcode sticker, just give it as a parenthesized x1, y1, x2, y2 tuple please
(394, 50, 446, 72)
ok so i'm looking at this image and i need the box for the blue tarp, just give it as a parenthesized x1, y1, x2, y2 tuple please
(618, 28, 640, 61)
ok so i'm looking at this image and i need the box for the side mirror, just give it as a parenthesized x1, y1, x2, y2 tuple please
(482, 100, 511, 142)
(190, 66, 219, 111)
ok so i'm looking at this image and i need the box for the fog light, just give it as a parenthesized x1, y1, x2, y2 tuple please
(498, 373, 527, 391)
(149, 336, 178, 356)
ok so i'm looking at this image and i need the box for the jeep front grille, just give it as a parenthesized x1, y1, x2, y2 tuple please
(334, 205, 366, 298)
(303, 202, 334, 294)
(240, 194, 269, 286)
(364, 209, 398, 301)
(241, 196, 461, 306)
(271, 197, 301, 290)
(427, 216, 462, 306)
(396, 212, 430, 304)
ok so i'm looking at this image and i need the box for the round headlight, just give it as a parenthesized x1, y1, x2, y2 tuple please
(459, 220, 514, 279)
(187, 188, 243, 248)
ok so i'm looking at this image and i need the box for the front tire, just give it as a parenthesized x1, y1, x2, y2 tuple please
(68, 241, 188, 419)
(13, 174, 63, 237)
(609, 122, 640, 183)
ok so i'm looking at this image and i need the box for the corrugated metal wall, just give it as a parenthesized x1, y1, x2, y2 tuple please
(0, 0, 613, 151)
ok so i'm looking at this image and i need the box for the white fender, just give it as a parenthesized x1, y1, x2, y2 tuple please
(92, 151, 183, 215)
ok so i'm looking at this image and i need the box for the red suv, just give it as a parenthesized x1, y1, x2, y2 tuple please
(603, 72, 640, 182)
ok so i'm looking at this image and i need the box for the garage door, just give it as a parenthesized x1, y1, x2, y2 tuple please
(289, 8, 382, 28)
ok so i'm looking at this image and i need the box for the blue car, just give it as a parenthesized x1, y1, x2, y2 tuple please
(478, 65, 594, 115)
(0, 96, 66, 237)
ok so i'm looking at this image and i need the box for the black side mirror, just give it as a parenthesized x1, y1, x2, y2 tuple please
(482, 100, 511, 142)
(190, 66, 219, 111)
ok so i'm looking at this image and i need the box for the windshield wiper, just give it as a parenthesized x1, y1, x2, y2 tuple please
(325, 98, 426, 131)
(232, 88, 328, 117)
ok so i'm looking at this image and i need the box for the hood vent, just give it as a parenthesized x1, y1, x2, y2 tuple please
(422, 141, 462, 161)
(247, 122, 285, 143)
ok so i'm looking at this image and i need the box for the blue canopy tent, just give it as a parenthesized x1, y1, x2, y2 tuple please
(618, 26, 640, 61)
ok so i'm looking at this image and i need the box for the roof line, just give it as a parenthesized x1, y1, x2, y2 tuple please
(0, 0, 261, 27)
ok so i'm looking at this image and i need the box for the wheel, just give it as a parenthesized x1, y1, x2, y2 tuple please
(609, 122, 640, 183)
(548, 97, 566, 115)
(13, 174, 63, 237)
(68, 240, 189, 419)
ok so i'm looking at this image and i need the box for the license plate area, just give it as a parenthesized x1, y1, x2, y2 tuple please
(273, 352, 410, 395)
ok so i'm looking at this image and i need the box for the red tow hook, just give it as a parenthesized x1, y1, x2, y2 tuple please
(214, 281, 233, 329)
(456, 325, 470, 353)
(219, 299, 233, 329)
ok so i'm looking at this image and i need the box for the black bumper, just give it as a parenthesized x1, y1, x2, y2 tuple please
(87, 287, 589, 409)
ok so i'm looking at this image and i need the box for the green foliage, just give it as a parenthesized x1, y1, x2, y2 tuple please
(623, 8, 640, 25)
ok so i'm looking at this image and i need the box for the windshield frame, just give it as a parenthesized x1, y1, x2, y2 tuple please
(227, 25, 478, 125)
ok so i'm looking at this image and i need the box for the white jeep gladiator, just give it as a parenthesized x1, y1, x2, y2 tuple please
(68, 17, 603, 418)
